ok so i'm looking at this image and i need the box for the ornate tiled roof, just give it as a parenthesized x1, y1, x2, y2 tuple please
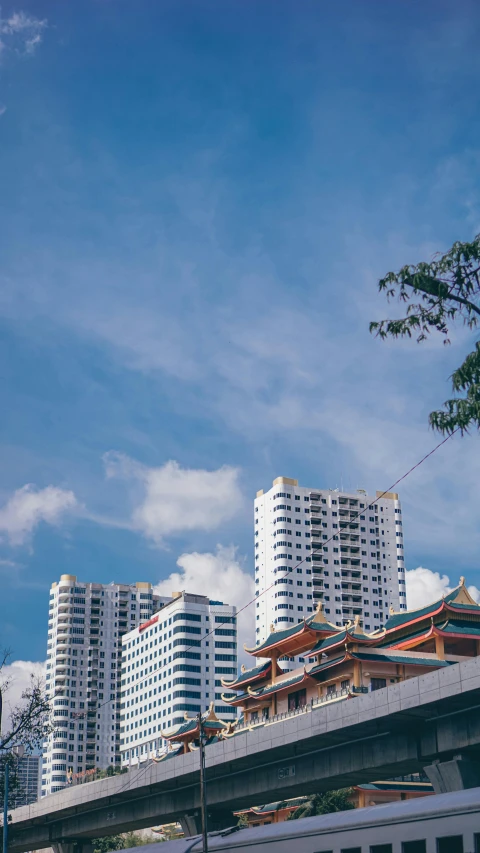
(234, 797, 308, 817)
(309, 654, 347, 676)
(245, 602, 339, 656)
(221, 690, 250, 705)
(220, 660, 272, 689)
(248, 670, 309, 699)
(161, 703, 228, 741)
(350, 651, 453, 668)
(356, 781, 433, 793)
(384, 580, 480, 631)
(435, 618, 480, 636)
(308, 620, 376, 656)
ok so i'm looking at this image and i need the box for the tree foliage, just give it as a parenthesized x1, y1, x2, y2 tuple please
(0, 649, 52, 755)
(287, 788, 354, 820)
(370, 234, 480, 434)
(93, 831, 162, 852)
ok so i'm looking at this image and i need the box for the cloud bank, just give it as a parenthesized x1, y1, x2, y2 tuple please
(406, 565, 480, 609)
(104, 453, 243, 545)
(154, 545, 254, 661)
(0, 10, 47, 56)
(0, 484, 78, 546)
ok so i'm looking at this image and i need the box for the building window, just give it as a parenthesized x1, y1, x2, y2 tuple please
(288, 688, 306, 711)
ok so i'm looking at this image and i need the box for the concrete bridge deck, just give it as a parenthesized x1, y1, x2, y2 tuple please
(9, 655, 480, 852)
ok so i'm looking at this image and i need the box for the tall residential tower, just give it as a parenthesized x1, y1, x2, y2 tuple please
(42, 575, 160, 796)
(254, 477, 406, 668)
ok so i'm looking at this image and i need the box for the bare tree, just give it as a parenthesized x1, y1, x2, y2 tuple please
(0, 648, 52, 754)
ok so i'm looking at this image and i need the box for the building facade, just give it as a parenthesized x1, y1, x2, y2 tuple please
(0, 754, 40, 807)
(254, 477, 406, 668)
(120, 591, 237, 767)
(42, 575, 160, 796)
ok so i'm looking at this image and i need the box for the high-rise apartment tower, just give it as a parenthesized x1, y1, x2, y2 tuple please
(254, 478, 406, 669)
(0, 754, 40, 807)
(120, 591, 237, 767)
(42, 575, 160, 796)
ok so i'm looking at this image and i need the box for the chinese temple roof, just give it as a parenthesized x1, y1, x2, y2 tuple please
(350, 651, 453, 668)
(224, 670, 311, 704)
(355, 781, 433, 794)
(435, 618, 480, 637)
(308, 618, 376, 656)
(161, 704, 227, 742)
(234, 797, 308, 817)
(309, 653, 347, 676)
(244, 602, 339, 657)
(384, 580, 480, 631)
(220, 660, 273, 689)
(153, 744, 185, 762)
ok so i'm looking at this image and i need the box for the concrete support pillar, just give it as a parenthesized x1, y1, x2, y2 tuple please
(424, 755, 480, 793)
(52, 842, 93, 853)
(180, 809, 235, 838)
(179, 814, 201, 837)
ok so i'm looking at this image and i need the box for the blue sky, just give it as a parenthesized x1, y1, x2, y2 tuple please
(1, 0, 480, 666)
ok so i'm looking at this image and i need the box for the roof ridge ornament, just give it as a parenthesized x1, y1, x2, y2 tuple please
(460, 576, 466, 586)
(241, 664, 246, 673)
(389, 605, 395, 614)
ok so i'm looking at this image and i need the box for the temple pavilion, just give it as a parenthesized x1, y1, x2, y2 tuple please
(158, 703, 235, 757)
(159, 579, 480, 752)
(220, 578, 480, 724)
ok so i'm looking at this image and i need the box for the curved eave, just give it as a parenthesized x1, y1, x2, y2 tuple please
(434, 624, 480, 640)
(221, 691, 248, 706)
(307, 630, 375, 658)
(244, 620, 316, 657)
(309, 653, 349, 677)
(385, 625, 435, 651)
(250, 669, 313, 699)
(220, 662, 272, 689)
(384, 590, 480, 634)
(162, 727, 199, 742)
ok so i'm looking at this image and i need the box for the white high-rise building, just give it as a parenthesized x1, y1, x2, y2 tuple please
(254, 477, 406, 669)
(42, 575, 160, 796)
(120, 591, 237, 767)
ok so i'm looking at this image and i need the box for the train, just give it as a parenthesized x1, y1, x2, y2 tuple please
(128, 787, 480, 852)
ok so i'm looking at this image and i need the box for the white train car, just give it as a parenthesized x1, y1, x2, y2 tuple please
(132, 788, 480, 853)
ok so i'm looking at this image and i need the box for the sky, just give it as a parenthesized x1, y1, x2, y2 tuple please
(2, 0, 480, 705)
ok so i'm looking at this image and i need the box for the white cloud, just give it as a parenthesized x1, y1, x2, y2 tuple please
(0, 658, 46, 734)
(0, 105, 6, 116)
(104, 453, 243, 545)
(0, 11, 47, 55)
(154, 545, 254, 662)
(0, 484, 78, 546)
(406, 566, 480, 610)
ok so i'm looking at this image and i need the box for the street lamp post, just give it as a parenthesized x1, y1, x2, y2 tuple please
(2, 745, 25, 853)
(197, 713, 208, 853)
(2, 761, 8, 853)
